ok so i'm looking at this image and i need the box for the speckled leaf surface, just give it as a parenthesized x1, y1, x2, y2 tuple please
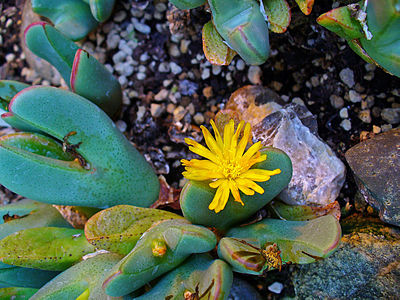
(202, 21, 236, 66)
(103, 220, 217, 297)
(295, 0, 314, 15)
(31, 253, 123, 300)
(0, 287, 38, 299)
(133, 254, 233, 300)
(262, 0, 291, 33)
(226, 215, 341, 265)
(85, 205, 184, 255)
(0, 227, 95, 271)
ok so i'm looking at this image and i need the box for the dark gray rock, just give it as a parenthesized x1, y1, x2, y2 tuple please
(345, 128, 400, 226)
(228, 277, 262, 300)
(292, 214, 400, 299)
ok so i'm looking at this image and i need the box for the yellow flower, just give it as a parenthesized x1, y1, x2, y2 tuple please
(181, 119, 281, 213)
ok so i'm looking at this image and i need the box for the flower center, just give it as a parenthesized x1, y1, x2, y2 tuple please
(220, 160, 242, 179)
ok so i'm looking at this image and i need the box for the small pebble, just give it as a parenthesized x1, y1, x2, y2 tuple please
(339, 108, 349, 119)
(339, 68, 355, 88)
(113, 11, 127, 22)
(201, 68, 210, 80)
(381, 108, 400, 124)
(107, 34, 120, 49)
(5, 53, 15, 62)
(136, 72, 146, 80)
(155, 3, 167, 12)
(212, 65, 221, 75)
(348, 90, 362, 103)
(136, 106, 146, 121)
(372, 107, 381, 118)
(372, 125, 381, 134)
(236, 59, 245, 71)
(134, 22, 151, 34)
(247, 66, 262, 84)
(180, 40, 191, 54)
(340, 119, 352, 131)
(170, 62, 182, 75)
(381, 124, 393, 132)
(150, 103, 165, 118)
(202, 86, 213, 99)
(268, 282, 283, 294)
(193, 113, 204, 125)
(173, 106, 186, 122)
(169, 44, 180, 57)
(115, 120, 127, 132)
(158, 62, 170, 73)
(330, 95, 344, 109)
(155, 89, 169, 101)
(358, 110, 371, 123)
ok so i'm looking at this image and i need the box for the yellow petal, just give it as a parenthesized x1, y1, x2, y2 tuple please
(223, 119, 235, 150)
(210, 120, 223, 148)
(241, 141, 263, 162)
(236, 122, 251, 160)
(201, 125, 224, 158)
(236, 178, 265, 194)
(231, 121, 244, 149)
(229, 180, 244, 205)
(241, 168, 281, 181)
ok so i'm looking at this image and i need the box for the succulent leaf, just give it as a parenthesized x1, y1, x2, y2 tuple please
(0, 80, 29, 111)
(262, 0, 291, 33)
(316, 5, 363, 40)
(86, 0, 116, 22)
(0, 227, 95, 271)
(0, 86, 159, 207)
(133, 254, 233, 300)
(103, 220, 217, 297)
(225, 215, 341, 269)
(85, 205, 184, 255)
(295, 0, 314, 15)
(24, 23, 122, 117)
(30, 253, 123, 300)
(0, 287, 38, 299)
(180, 148, 292, 231)
(31, 0, 98, 41)
(208, 0, 270, 65)
(0, 267, 59, 289)
(169, 0, 206, 9)
(202, 21, 237, 65)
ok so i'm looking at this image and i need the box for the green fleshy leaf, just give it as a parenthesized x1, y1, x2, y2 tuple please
(202, 21, 237, 66)
(208, 0, 270, 65)
(31, 0, 98, 41)
(103, 220, 217, 297)
(180, 148, 292, 231)
(226, 215, 341, 266)
(0, 227, 95, 271)
(133, 254, 233, 300)
(262, 0, 291, 33)
(0, 80, 29, 110)
(0, 86, 159, 208)
(169, 0, 205, 9)
(0, 287, 38, 299)
(0, 266, 59, 289)
(85, 205, 184, 255)
(30, 253, 123, 300)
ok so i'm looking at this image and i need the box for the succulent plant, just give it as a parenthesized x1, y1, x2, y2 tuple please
(31, 0, 116, 41)
(0, 105, 342, 299)
(169, 0, 316, 65)
(317, 0, 400, 78)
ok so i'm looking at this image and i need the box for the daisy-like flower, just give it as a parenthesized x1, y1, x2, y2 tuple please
(181, 119, 281, 213)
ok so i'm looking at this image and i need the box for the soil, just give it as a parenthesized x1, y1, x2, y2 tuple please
(1, 0, 399, 298)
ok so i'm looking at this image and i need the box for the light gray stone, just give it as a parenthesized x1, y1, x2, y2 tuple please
(381, 108, 400, 124)
(340, 119, 352, 131)
(339, 68, 355, 88)
(253, 104, 346, 206)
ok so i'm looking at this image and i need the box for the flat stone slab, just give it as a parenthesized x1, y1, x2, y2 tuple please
(345, 128, 400, 226)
